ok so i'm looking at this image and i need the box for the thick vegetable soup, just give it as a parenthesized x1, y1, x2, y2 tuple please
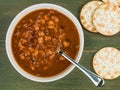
(12, 9, 80, 77)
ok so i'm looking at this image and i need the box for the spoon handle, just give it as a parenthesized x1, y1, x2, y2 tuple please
(58, 49, 105, 87)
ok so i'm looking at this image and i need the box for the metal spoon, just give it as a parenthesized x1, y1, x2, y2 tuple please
(57, 49, 105, 87)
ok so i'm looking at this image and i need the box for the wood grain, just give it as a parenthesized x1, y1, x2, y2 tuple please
(0, 0, 120, 90)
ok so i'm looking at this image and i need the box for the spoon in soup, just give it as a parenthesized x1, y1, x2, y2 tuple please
(57, 49, 105, 87)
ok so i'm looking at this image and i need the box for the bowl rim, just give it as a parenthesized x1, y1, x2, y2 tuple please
(5, 3, 84, 82)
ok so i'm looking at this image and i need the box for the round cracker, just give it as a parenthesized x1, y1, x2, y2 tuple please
(80, 1, 103, 33)
(93, 47, 120, 79)
(93, 3, 120, 36)
(102, 0, 120, 6)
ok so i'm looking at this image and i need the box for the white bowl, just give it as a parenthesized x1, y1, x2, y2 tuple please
(6, 3, 84, 82)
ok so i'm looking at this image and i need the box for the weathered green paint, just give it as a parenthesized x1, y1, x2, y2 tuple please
(0, 0, 120, 90)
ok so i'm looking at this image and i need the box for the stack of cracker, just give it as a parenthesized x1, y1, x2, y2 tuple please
(80, 0, 120, 36)
(80, 0, 120, 80)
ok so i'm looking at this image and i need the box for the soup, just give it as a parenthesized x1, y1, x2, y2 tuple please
(12, 9, 80, 77)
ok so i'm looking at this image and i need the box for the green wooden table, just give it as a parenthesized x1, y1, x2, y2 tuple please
(1, 0, 120, 90)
